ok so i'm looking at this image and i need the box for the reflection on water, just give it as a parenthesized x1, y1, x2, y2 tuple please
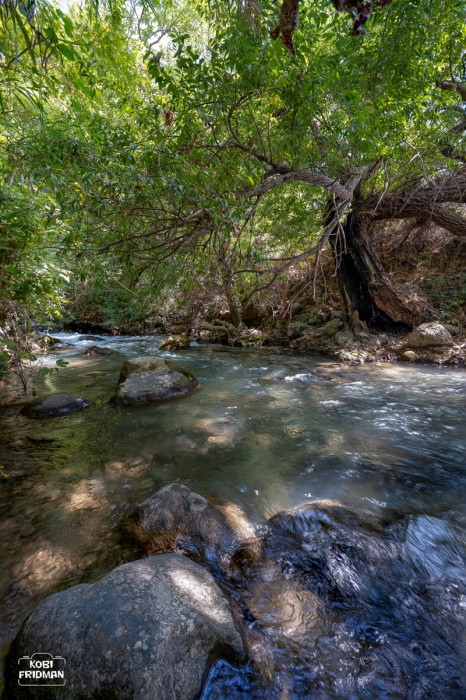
(0, 334, 465, 697)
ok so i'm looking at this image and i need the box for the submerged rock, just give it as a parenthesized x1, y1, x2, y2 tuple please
(5, 553, 246, 699)
(109, 357, 199, 405)
(128, 483, 259, 566)
(245, 567, 322, 641)
(82, 345, 120, 357)
(159, 335, 190, 351)
(21, 393, 90, 418)
(51, 342, 72, 351)
(26, 435, 59, 444)
(407, 322, 453, 348)
(269, 499, 395, 540)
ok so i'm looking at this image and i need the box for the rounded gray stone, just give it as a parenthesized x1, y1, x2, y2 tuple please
(5, 553, 246, 699)
(110, 357, 199, 405)
(407, 323, 453, 348)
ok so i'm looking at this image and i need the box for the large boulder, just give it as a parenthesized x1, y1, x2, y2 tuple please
(128, 483, 259, 566)
(21, 393, 90, 418)
(109, 357, 199, 405)
(407, 322, 453, 348)
(5, 553, 246, 699)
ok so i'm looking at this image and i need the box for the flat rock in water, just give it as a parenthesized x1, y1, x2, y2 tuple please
(5, 553, 246, 699)
(110, 357, 199, 405)
(22, 393, 91, 418)
(82, 345, 120, 357)
(26, 436, 58, 444)
(407, 322, 453, 348)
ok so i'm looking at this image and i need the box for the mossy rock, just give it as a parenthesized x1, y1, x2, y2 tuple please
(290, 302, 302, 316)
(334, 330, 354, 347)
(320, 318, 344, 337)
(287, 321, 307, 339)
(307, 309, 331, 326)
(159, 335, 190, 351)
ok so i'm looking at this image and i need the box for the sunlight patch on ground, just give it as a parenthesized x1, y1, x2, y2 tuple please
(66, 478, 108, 511)
(11, 540, 92, 595)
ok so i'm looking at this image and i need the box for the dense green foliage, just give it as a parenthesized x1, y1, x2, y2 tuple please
(0, 0, 464, 333)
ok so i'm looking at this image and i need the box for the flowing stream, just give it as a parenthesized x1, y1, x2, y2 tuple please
(0, 334, 465, 698)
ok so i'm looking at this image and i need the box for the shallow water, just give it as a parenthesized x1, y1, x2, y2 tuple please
(0, 334, 465, 697)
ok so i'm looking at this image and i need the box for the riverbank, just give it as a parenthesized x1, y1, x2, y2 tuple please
(65, 320, 466, 367)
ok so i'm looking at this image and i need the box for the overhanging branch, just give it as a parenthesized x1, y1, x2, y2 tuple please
(246, 170, 351, 201)
(369, 168, 466, 237)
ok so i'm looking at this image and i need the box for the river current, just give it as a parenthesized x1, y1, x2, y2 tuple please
(0, 334, 465, 697)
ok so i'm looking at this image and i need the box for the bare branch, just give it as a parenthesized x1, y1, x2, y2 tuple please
(369, 168, 466, 236)
(246, 170, 351, 201)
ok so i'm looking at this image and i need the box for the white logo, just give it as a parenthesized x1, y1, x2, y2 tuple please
(17, 652, 66, 686)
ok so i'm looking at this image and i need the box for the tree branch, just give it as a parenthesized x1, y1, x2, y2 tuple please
(369, 168, 466, 237)
(245, 170, 351, 201)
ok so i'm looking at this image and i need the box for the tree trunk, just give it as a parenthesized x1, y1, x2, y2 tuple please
(226, 294, 243, 328)
(220, 267, 243, 328)
(330, 194, 432, 329)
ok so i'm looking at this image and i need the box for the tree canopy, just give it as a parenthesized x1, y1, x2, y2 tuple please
(0, 0, 465, 334)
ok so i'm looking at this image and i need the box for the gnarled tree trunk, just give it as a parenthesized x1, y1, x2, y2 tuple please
(330, 192, 433, 330)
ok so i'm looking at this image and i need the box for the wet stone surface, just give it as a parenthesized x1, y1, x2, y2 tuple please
(128, 483, 259, 566)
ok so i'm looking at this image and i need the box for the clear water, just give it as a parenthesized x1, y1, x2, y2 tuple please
(0, 334, 465, 697)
